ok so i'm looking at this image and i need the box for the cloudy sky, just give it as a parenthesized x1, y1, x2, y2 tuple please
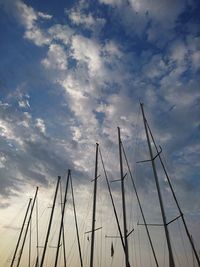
(0, 0, 200, 266)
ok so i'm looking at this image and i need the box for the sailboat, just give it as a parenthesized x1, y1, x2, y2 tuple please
(88, 103, 200, 267)
(6, 103, 200, 267)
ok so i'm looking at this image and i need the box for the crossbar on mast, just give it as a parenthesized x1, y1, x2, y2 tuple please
(140, 103, 175, 267)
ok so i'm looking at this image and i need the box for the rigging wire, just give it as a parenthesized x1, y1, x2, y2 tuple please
(99, 147, 126, 252)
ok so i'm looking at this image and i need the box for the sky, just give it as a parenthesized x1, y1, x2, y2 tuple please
(0, 0, 200, 266)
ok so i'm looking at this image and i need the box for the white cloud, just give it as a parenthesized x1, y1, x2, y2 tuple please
(69, 10, 96, 27)
(6, 0, 53, 46)
(186, 36, 200, 71)
(70, 126, 82, 141)
(18, 99, 30, 108)
(142, 54, 168, 79)
(98, 0, 188, 42)
(15, 1, 38, 29)
(71, 35, 103, 75)
(67, 5, 105, 32)
(129, 0, 185, 23)
(98, 0, 123, 6)
(24, 26, 51, 46)
(100, 0, 185, 24)
(42, 43, 68, 70)
(169, 40, 188, 64)
(0, 119, 23, 145)
(0, 153, 7, 168)
(19, 112, 32, 128)
(191, 50, 200, 70)
(48, 24, 74, 46)
(35, 118, 46, 134)
(103, 41, 122, 61)
(38, 11, 52, 20)
(61, 74, 98, 128)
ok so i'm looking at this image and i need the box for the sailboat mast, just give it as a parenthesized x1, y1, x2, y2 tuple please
(16, 187, 38, 267)
(140, 103, 175, 267)
(118, 127, 129, 267)
(121, 142, 159, 267)
(28, 217, 32, 267)
(146, 121, 200, 267)
(59, 179, 67, 267)
(90, 143, 99, 267)
(35, 196, 39, 267)
(40, 176, 61, 267)
(54, 172, 70, 267)
(10, 198, 32, 267)
(70, 171, 83, 267)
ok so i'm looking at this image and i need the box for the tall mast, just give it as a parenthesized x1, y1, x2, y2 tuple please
(146, 121, 200, 267)
(16, 187, 38, 267)
(35, 196, 39, 267)
(59, 179, 67, 267)
(118, 127, 129, 267)
(40, 176, 61, 267)
(10, 198, 32, 267)
(140, 103, 175, 267)
(121, 142, 159, 267)
(70, 171, 83, 267)
(90, 143, 99, 267)
(28, 217, 32, 267)
(54, 172, 70, 267)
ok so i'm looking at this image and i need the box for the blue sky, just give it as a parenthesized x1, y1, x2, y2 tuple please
(0, 0, 200, 266)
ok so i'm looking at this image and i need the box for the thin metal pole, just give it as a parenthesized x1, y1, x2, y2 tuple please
(40, 177, 61, 267)
(191, 236, 196, 267)
(10, 198, 32, 267)
(59, 179, 67, 267)
(146, 121, 200, 267)
(28, 217, 32, 267)
(140, 103, 175, 267)
(34, 257, 39, 267)
(54, 172, 70, 267)
(16, 187, 38, 267)
(70, 171, 83, 267)
(118, 127, 129, 267)
(121, 142, 159, 267)
(36, 196, 39, 267)
(90, 143, 99, 267)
